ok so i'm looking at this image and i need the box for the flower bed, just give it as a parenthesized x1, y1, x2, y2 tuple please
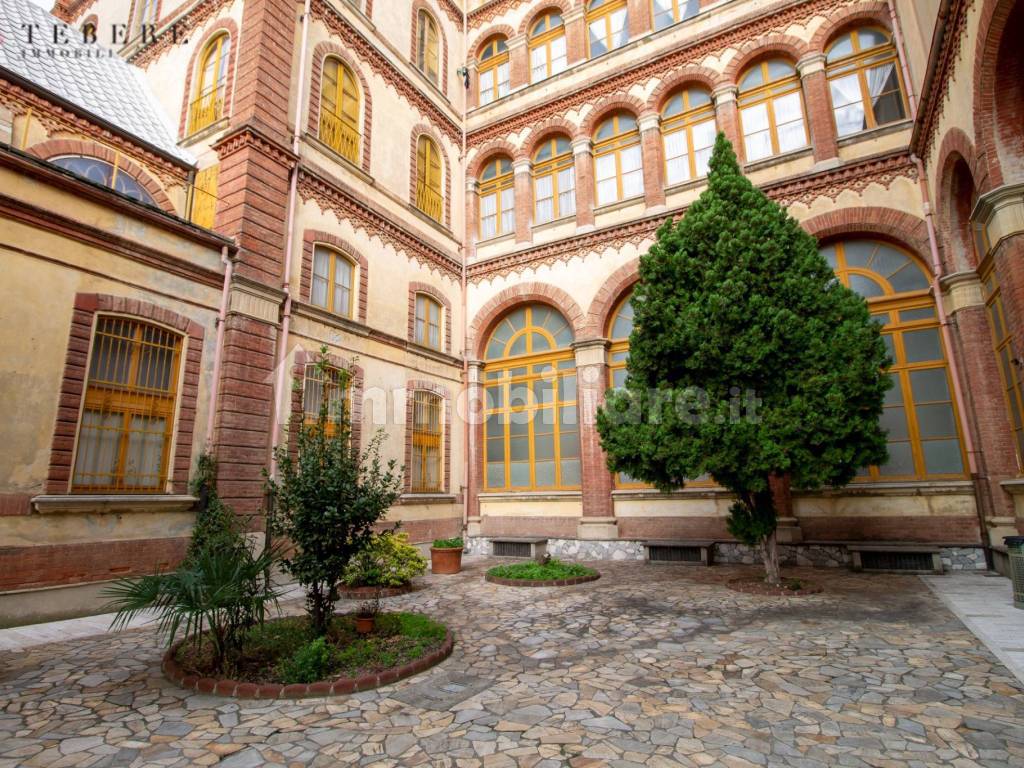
(162, 612, 452, 698)
(727, 577, 823, 596)
(485, 559, 600, 587)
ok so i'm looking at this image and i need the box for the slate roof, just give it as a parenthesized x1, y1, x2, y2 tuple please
(0, 0, 194, 164)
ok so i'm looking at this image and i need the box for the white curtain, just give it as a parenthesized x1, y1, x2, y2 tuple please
(595, 153, 617, 205)
(663, 128, 690, 185)
(479, 69, 494, 105)
(741, 103, 771, 161)
(500, 187, 515, 233)
(497, 63, 510, 98)
(531, 46, 546, 82)
(691, 118, 716, 177)
(557, 167, 575, 215)
(550, 36, 567, 75)
(620, 145, 643, 199)
(535, 174, 554, 223)
(480, 192, 497, 238)
(830, 73, 865, 137)
(773, 92, 807, 153)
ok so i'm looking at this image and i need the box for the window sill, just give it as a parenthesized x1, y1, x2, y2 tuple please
(743, 146, 813, 173)
(531, 213, 576, 232)
(399, 493, 457, 505)
(593, 194, 645, 216)
(477, 231, 516, 246)
(478, 490, 581, 502)
(836, 118, 913, 148)
(306, 134, 373, 184)
(30, 494, 197, 515)
(180, 117, 229, 147)
(664, 176, 708, 196)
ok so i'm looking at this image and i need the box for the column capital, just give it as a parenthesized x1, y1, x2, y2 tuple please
(973, 182, 1024, 256)
(563, 5, 584, 22)
(507, 34, 526, 49)
(571, 137, 593, 155)
(796, 53, 827, 76)
(467, 359, 485, 381)
(940, 270, 986, 314)
(465, 179, 480, 194)
(572, 337, 610, 366)
(711, 84, 738, 104)
(513, 158, 531, 174)
(638, 113, 660, 132)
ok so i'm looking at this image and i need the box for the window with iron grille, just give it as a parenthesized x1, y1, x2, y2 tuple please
(303, 363, 350, 438)
(411, 391, 443, 493)
(72, 317, 182, 492)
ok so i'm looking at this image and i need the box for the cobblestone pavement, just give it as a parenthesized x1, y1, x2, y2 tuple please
(2, 560, 1023, 767)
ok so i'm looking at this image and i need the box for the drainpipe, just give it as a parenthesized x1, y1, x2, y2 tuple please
(206, 244, 234, 448)
(269, 0, 312, 477)
(461, 2, 470, 536)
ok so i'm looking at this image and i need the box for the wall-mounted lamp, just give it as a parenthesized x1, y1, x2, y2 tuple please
(456, 66, 470, 89)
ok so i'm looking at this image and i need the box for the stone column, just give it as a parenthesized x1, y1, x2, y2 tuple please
(513, 159, 532, 243)
(639, 111, 666, 211)
(466, 360, 485, 536)
(564, 6, 586, 65)
(572, 137, 596, 230)
(627, 0, 652, 39)
(572, 338, 617, 540)
(465, 179, 479, 258)
(797, 53, 839, 168)
(508, 35, 528, 90)
(712, 85, 742, 159)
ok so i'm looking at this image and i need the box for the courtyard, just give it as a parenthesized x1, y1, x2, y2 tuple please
(1, 560, 1023, 767)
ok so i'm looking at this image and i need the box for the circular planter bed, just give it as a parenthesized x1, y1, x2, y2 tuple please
(162, 612, 453, 699)
(338, 583, 414, 599)
(485, 560, 600, 588)
(727, 577, 823, 596)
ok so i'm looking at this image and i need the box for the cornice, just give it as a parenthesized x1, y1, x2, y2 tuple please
(468, 151, 918, 282)
(911, 0, 972, 158)
(438, 0, 465, 25)
(212, 123, 299, 166)
(311, 0, 462, 144)
(128, 0, 234, 68)
(467, 0, 530, 28)
(467, 0, 842, 146)
(296, 164, 463, 280)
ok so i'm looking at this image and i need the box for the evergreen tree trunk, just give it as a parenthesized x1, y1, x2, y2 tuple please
(761, 529, 781, 586)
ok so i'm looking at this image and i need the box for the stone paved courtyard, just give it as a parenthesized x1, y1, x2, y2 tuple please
(2, 559, 1023, 767)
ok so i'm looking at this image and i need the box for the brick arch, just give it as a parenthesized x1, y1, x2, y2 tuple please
(403, 378, 453, 494)
(974, 0, 1024, 189)
(808, 1, 891, 54)
(935, 129, 984, 271)
(800, 207, 935, 269)
(308, 42, 373, 174)
(467, 139, 520, 178)
(410, 124, 452, 228)
(470, 283, 588, 358)
(412, 0, 449, 97)
(299, 230, 370, 324)
(647, 65, 721, 113)
(26, 138, 175, 214)
(178, 19, 238, 140)
(518, 0, 573, 37)
(469, 24, 516, 60)
(289, 347, 365, 451)
(580, 93, 646, 136)
(524, 116, 578, 157)
(587, 259, 640, 337)
(408, 281, 453, 353)
(722, 34, 809, 83)
(47, 293, 205, 495)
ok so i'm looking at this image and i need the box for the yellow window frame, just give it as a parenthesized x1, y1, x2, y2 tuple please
(478, 37, 510, 104)
(411, 390, 443, 493)
(532, 137, 574, 223)
(661, 89, 716, 183)
(826, 27, 907, 134)
(311, 246, 355, 318)
(319, 57, 361, 165)
(529, 12, 566, 82)
(416, 135, 444, 221)
(417, 10, 440, 85)
(188, 33, 229, 135)
(302, 363, 350, 438)
(593, 113, 641, 204)
(586, 0, 627, 58)
(415, 293, 442, 349)
(478, 158, 515, 238)
(190, 164, 218, 229)
(737, 60, 807, 158)
(981, 260, 1024, 470)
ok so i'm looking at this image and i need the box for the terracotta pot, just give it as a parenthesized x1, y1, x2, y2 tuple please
(430, 547, 463, 574)
(355, 615, 375, 634)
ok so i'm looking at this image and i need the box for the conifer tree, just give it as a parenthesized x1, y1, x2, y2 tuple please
(596, 135, 890, 584)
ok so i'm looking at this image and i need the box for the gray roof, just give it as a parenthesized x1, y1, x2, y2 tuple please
(0, 0, 194, 164)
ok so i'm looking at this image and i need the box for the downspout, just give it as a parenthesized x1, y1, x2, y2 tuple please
(206, 244, 234, 447)
(269, 0, 312, 477)
(461, 2, 470, 536)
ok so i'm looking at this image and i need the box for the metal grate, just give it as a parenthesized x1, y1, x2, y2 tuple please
(860, 550, 935, 572)
(494, 541, 533, 558)
(648, 545, 703, 563)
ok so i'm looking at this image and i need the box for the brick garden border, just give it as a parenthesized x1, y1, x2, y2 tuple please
(484, 572, 600, 588)
(162, 626, 455, 699)
(338, 583, 415, 599)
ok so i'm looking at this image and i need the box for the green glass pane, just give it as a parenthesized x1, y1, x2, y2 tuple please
(882, 334, 895, 360)
(534, 433, 554, 460)
(560, 459, 581, 485)
(849, 274, 886, 298)
(843, 240, 875, 268)
(880, 406, 909, 440)
(559, 405, 577, 429)
(888, 262, 931, 293)
(916, 403, 957, 439)
(486, 463, 505, 487)
(899, 307, 935, 322)
(878, 441, 915, 476)
(903, 328, 942, 363)
(909, 368, 950, 402)
(923, 439, 963, 475)
(486, 414, 504, 438)
(533, 378, 554, 405)
(531, 332, 551, 352)
(485, 385, 503, 409)
(510, 462, 530, 486)
(509, 382, 530, 406)
(559, 374, 577, 401)
(884, 373, 904, 406)
(534, 461, 555, 487)
(557, 359, 576, 370)
(820, 244, 837, 268)
(559, 432, 580, 459)
(486, 438, 505, 461)
(509, 436, 529, 461)
(509, 334, 527, 356)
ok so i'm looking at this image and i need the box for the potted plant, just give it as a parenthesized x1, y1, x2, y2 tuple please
(430, 537, 464, 574)
(355, 591, 380, 634)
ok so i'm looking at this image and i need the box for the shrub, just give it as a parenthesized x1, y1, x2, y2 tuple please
(187, 453, 248, 562)
(486, 559, 596, 581)
(342, 531, 427, 587)
(279, 637, 339, 684)
(432, 537, 463, 549)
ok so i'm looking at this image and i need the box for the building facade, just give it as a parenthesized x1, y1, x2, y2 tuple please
(1, 0, 1022, 623)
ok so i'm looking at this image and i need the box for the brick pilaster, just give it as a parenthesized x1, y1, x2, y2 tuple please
(639, 112, 665, 210)
(797, 54, 839, 166)
(572, 138, 595, 229)
(573, 338, 614, 519)
(564, 7, 586, 65)
(465, 179, 479, 256)
(627, 0, 651, 39)
(712, 85, 742, 159)
(513, 159, 532, 243)
(508, 35, 528, 90)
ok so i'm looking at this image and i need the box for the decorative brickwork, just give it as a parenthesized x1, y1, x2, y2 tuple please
(469, 282, 589, 356)
(646, 65, 721, 111)
(403, 379, 452, 494)
(407, 282, 453, 353)
(515, 0, 573, 37)
(129, 0, 235, 68)
(299, 230, 369, 324)
(807, 0, 890, 53)
(799, 206, 933, 265)
(586, 260, 640, 334)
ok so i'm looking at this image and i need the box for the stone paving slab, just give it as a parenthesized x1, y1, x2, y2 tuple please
(1, 560, 1023, 767)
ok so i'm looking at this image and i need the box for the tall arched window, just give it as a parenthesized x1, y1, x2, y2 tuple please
(661, 87, 716, 185)
(738, 58, 808, 162)
(652, 0, 700, 31)
(483, 304, 580, 490)
(303, 362, 350, 438)
(135, 0, 159, 34)
(188, 33, 230, 135)
(73, 317, 181, 492)
(533, 136, 575, 224)
(415, 293, 442, 349)
(529, 11, 567, 82)
(416, 135, 443, 221)
(319, 57, 361, 165)
(594, 112, 643, 206)
(311, 245, 355, 318)
(982, 265, 1024, 468)
(587, 0, 628, 58)
(478, 37, 510, 105)
(479, 156, 514, 239)
(826, 27, 907, 137)
(417, 10, 440, 85)
(411, 391, 443, 492)
(822, 240, 966, 479)
(51, 156, 155, 205)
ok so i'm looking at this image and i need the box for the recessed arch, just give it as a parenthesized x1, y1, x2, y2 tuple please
(470, 283, 587, 359)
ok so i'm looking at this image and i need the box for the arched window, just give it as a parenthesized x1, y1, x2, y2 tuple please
(661, 87, 716, 185)
(826, 27, 907, 138)
(73, 317, 181, 492)
(302, 363, 349, 438)
(822, 240, 966, 479)
(188, 33, 230, 135)
(411, 391, 443, 492)
(587, 0, 628, 58)
(594, 112, 643, 206)
(311, 245, 355, 318)
(652, 0, 700, 31)
(51, 156, 155, 205)
(529, 11, 567, 82)
(135, 0, 158, 33)
(319, 57, 361, 165)
(478, 36, 510, 105)
(981, 266, 1024, 467)
(483, 304, 579, 490)
(533, 136, 575, 224)
(738, 58, 808, 162)
(415, 293, 442, 349)
(608, 292, 634, 389)
(417, 10, 440, 85)
(416, 135, 443, 221)
(479, 156, 514, 239)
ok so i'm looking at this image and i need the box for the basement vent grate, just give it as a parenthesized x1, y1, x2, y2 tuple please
(860, 550, 935, 572)
(494, 541, 533, 558)
(648, 545, 703, 563)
